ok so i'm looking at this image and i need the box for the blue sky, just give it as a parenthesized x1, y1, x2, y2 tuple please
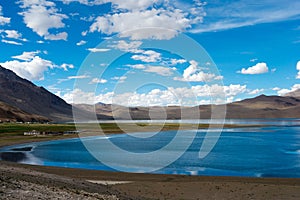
(0, 0, 299, 106)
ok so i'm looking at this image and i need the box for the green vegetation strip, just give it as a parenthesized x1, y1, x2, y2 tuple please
(0, 123, 264, 147)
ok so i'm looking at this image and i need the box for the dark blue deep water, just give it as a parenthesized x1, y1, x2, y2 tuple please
(1, 124, 300, 178)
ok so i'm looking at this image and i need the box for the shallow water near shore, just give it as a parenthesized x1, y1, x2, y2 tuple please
(1, 122, 300, 178)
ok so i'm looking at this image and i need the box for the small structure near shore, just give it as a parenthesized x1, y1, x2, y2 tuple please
(24, 130, 79, 136)
(23, 130, 40, 136)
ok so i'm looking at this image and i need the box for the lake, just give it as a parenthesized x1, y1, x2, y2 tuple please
(1, 120, 300, 178)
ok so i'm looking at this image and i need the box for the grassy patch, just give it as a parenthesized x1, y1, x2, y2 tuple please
(0, 122, 265, 147)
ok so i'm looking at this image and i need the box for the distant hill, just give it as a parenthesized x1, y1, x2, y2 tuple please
(75, 94, 300, 120)
(284, 89, 300, 98)
(224, 94, 300, 118)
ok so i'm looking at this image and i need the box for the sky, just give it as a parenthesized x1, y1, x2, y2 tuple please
(0, 0, 299, 106)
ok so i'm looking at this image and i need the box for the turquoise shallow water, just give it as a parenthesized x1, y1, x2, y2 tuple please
(1, 124, 300, 178)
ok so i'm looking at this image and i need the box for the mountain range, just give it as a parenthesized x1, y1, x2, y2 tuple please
(0, 65, 299, 122)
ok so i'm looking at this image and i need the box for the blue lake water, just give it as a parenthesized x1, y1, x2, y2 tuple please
(1, 123, 300, 178)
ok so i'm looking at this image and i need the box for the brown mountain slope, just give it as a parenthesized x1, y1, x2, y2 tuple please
(284, 89, 300, 98)
(75, 94, 300, 120)
(199, 95, 300, 119)
(0, 101, 49, 122)
(0, 65, 73, 122)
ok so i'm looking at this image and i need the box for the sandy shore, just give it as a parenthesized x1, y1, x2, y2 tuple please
(1, 161, 300, 200)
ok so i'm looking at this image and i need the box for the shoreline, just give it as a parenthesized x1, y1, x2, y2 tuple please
(1, 123, 300, 199)
(1, 160, 300, 199)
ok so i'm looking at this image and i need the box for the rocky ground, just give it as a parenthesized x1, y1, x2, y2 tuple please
(1, 161, 300, 200)
(0, 163, 132, 200)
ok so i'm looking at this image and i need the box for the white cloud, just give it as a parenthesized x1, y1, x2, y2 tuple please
(192, 1, 300, 33)
(1, 56, 53, 80)
(0, 5, 10, 25)
(109, 0, 156, 11)
(76, 40, 87, 46)
(174, 60, 223, 82)
(248, 88, 264, 95)
(68, 75, 90, 79)
(1, 30, 22, 40)
(296, 61, 300, 79)
(129, 64, 146, 69)
(190, 84, 246, 99)
(169, 58, 186, 65)
(12, 51, 40, 61)
(131, 50, 161, 63)
(143, 66, 176, 76)
(250, 58, 258, 62)
(0, 51, 73, 81)
(89, 0, 205, 40)
(87, 48, 111, 52)
(111, 76, 127, 83)
(90, 9, 189, 40)
(61, 84, 246, 106)
(81, 30, 88, 36)
(89, 78, 107, 84)
(272, 87, 281, 91)
(80, 16, 95, 22)
(1, 39, 22, 45)
(18, 0, 68, 40)
(277, 84, 300, 96)
(44, 32, 68, 40)
(60, 63, 74, 71)
(0, 29, 28, 44)
(61, 88, 108, 104)
(112, 40, 142, 52)
(239, 62, 269, 75)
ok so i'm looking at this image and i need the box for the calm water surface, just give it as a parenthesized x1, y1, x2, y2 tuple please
(1, 120, 300, 178)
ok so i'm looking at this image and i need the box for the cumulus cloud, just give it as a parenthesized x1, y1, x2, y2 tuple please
(250, 58, 258, 62)
(12, 51, 40, 61)
(272, 87, 281, 91)
(169, 58, 187, 65)
(88, 1, 205, 40)
(76, 40, 87, 46)
(248, 88, 264, 95)
(0, 29, 28, 45)
(60, 63, 74, 71)
(112, 40, 142, 52)
(239, 62, 269, 74)
(129, 64, 146, 69)
(296, 61, 300, 79)
(131, 50, 161, 63)
(174, 60, 223, 82)
(90, 9, 189, 40)
(89, 78, 108, 84)
(1, 39, 22, 45)
(0, 51, 74, 81)
(111, 76, 127, 83)
(0, 30, 26, 40)
(18, 0, 68, 40)
(87, 48, 110, 52)
(277, 84, 300, 96)
(61, 83, 246, 105)
(0, 5, 10, 25)
(68, 75, 90, 79)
